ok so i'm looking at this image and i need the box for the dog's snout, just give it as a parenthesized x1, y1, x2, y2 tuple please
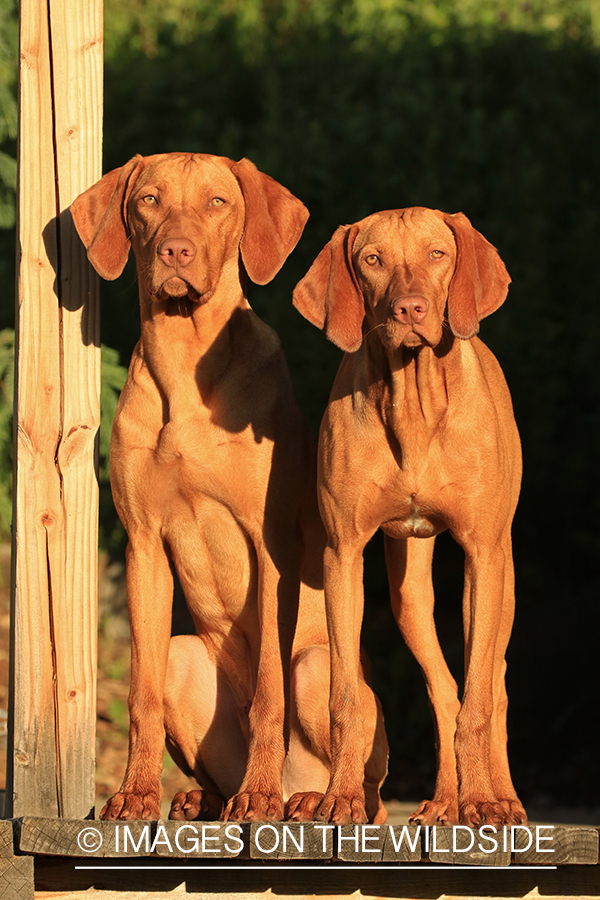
(158, 238, 197, 268)
(392, 296, 429, 326)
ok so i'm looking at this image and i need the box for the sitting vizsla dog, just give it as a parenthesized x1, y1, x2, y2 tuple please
(292, 207, 526, 827)
(71, 153, 387, 822)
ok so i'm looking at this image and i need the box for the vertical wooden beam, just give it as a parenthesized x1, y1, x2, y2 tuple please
(8, 0, 102, 818)
(49, 0, 103, 821)
(8, 0, 60, 818)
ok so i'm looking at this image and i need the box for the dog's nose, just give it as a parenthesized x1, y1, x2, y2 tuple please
(392, 296, 429, 325)
(157, 238, 197, 268)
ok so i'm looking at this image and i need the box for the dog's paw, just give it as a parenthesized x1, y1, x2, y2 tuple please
(100, 790, 161, 820)
(223, 791, 284, 822)
(169, 790, 224, 821)
(285, 791, 325, 822)
(409, 798, 458, 826)
(459, 799, 520, 827)
(313, 793, 368, 826)
(497, 798, 528, 825)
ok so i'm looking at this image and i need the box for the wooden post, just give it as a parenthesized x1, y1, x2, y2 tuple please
(7, 0, 103, 818)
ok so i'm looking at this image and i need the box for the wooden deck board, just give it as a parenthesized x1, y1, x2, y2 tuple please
(4, 817, 598, 899)
(16, 818, 600, 865)
(30, 854, 600, 899)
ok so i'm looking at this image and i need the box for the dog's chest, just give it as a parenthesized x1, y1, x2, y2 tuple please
(380, 493, 439, 539)
(154, 416, 220, 465)
(374, 442, 454, 539)
(151, 416, 268, 501)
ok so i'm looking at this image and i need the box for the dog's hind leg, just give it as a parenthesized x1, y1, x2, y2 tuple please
(164, 634, 248, 820)
(285, 645, 388, 824)
(283, 645, 330, 821)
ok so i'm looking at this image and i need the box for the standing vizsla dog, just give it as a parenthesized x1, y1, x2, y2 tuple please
(71, 153, 387, 823)
(292, 207, 526, 827)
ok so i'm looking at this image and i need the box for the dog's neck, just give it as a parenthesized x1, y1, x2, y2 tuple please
(135, 258, 249, 410)
(363, 330, 465, 442)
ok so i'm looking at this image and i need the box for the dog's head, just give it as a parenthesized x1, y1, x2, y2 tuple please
(293, 207, 510, 352)
(70, 153, 309, 305)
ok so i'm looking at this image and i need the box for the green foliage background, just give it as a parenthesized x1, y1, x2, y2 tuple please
(1, 0, 599, 807)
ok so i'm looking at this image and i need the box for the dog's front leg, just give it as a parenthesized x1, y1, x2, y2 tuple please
(487, 532, 527, 824)
(101, 534, 174, 820)
(385, 534, 461, 825)
(455, 534, 517, 826)
(312, 540, 372, 826)
(224, 546, 299, 821)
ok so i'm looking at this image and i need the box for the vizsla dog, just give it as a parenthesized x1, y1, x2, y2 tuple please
(71, 153, 387, 822)
(292, 207, 526, 827)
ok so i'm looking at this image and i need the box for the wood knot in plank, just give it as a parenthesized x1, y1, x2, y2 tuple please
(83, 37, 103, 51)
(58, 423, 96, 465)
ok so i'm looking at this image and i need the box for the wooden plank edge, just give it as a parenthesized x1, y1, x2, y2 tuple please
(0, 818, 15, 857)
(0, 855, 34, 900)
(29, 854, 600, 900)
(10, 819, 600, 865)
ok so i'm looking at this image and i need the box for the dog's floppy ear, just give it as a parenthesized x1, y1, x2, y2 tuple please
(444, 212, 511, 339)
(293, 224, 364, 352)
(230, 158, 309, 285)
(70, 157, 143, 281)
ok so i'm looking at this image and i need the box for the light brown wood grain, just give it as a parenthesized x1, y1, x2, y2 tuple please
(0, 820, 14, 857)
(9, 0, 102, 818)
(511, 824, 599, 865)
(48, 0, 102, 823)
(0, 857, 34, 899)
(9, 0, 63, 819)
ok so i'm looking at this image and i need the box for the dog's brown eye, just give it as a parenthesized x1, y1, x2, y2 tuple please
(211, 197, 225, 207)
(365, 254, 380, 266)
(430, 250, 444, 260)
(142, 195, 157, 205)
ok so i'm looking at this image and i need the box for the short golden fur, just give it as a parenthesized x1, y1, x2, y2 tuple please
(71, 153, 387, 822)
(293, 207, 526, 826)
